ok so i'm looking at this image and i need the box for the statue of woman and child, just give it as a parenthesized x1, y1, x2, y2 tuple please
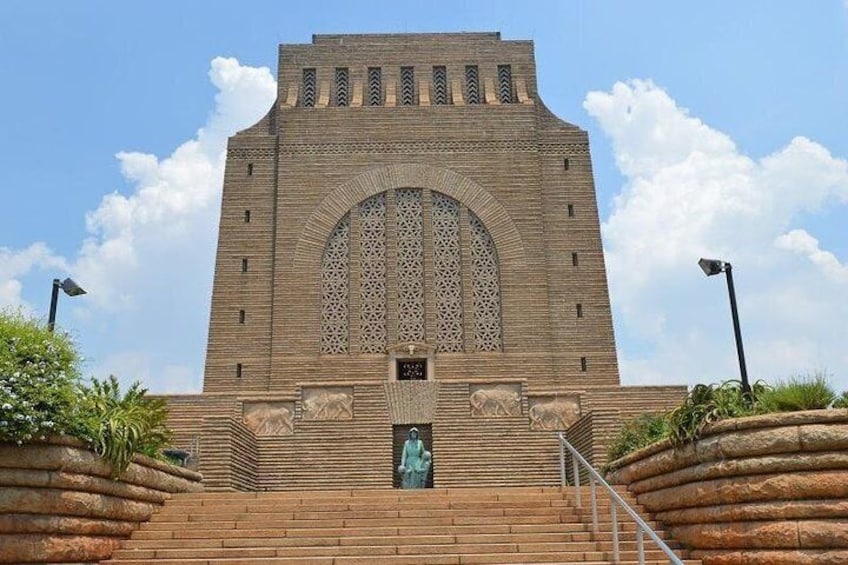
(398, 427, 431, 489)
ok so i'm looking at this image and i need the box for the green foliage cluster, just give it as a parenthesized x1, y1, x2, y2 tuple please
(0, 310, 83, 443)
(606, 412, 670, 463)
(607, 372, 846, 463)
(756, 373, 836, 413)
(0, 310, 172, 476)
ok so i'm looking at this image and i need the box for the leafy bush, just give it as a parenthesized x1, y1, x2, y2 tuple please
(78, 376, 172, 476)
(0, 310, 173, 476)
(666, 380, 767, 448)
(755, 373, 836, 413)
(0, 310, 84, 444)
(834, 391, 848, 409)
(607, 412, 670, 462)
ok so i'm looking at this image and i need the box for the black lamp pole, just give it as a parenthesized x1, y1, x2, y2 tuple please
(47, 279, 61, 332)
(698, 258, 751, 397)
(47, 277, 87, 332)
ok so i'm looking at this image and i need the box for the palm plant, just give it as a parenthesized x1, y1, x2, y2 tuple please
(80, 376, 172, 476)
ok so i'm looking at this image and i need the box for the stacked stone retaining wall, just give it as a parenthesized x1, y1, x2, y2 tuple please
(0, 437, 202, 563)
(607, 410, 848, 565)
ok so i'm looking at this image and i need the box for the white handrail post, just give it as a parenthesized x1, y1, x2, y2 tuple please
(572, 453, 582, 508)
(590, 475, 598, 535)
(559, 436, 566, 487)
(611, 498, 620, 564)
(637, 526, 645, 565)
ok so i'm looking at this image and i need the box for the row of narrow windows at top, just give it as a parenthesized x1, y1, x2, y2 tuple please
(300, 65, 515, 107)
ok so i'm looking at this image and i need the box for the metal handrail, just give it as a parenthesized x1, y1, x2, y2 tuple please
(558, 432, 684, 565)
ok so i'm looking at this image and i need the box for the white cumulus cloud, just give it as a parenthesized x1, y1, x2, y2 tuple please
(1, 57, 276, 393)
(586, 79, 848, 392)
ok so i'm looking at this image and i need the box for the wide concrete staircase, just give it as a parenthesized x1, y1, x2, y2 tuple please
(101, 487, 699, 565)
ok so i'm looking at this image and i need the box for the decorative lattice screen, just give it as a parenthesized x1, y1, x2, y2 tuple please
(432, 192, 463, 352)
(302, 68, 316, 108)
(368, 67, 382, 106)
(320, 215, 350, 353)
(465, 65, 480, 104)
(396, 189, 425, 343)
(359, 193, 387, 353)
(335, 67, 349, 107)
(432, 66, 447, 105)
(400, 67, 415, 106)
(497, 65, 513, 104)
(470, 212, 503, 351)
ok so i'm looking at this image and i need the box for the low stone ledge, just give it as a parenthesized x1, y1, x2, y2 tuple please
(606, 409, 848, 565)
(0, 439, 202, 563)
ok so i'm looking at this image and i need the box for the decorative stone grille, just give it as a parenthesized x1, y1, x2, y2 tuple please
(320, 215, 350, 353)
(400, 66, 415, 106)
(432, 192, 463, 352)
(335, 67, 349, 107)
(497, 65, 513, 104)
(395, 189, 425, 343)
(319, 190, 502, 355)
(432, 66, 447, 105)
(465, 65, 480, 104)
(359, 193, 387, 353)
(470, 212, 503, 351)
(302, 68, 316, 107)
(367, 67, 382, 106)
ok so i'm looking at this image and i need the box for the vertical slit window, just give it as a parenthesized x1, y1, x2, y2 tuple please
(567, 204, 575, 218)
(576, 304, 583, 318)
(580, 357, 587, 372)
(572, 252, 578, 267)
(432, 66, 447, 105)
(247, 163, 254, 175)
(368, 67, 382, 106)
(236, 363, 243, 378)
(400, 66, 415, 106)
(239, 309, 246, 324)
(335, 67, 349, 107)
(563, 158, 570, 170)
(244, 210, 251, 223)
(302, 68, 316, 107)
(465, 65, 480, 104)
(497, 65, 513, 103)
(241, 258, 248, 273)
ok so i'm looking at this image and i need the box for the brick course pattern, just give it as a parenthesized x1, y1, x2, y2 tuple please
(163, 32, 687, 490)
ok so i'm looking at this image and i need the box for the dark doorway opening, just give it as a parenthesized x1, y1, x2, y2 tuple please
(397, 358, 427, 380)
(392, 424, 434, 488)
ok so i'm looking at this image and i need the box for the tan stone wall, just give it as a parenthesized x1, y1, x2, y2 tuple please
(607, 410, 848, 565)
(0, 438, 201, 563)
(203, 32, 621, 396)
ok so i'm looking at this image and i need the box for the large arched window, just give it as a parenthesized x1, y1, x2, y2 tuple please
(320, 189, 502, 354)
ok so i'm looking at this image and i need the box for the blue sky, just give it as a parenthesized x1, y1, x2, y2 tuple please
(2, 1, 847, 393)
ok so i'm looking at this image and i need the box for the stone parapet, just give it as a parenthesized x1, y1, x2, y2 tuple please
(606, 410, 848, 565)
(0, 438, 202, 563)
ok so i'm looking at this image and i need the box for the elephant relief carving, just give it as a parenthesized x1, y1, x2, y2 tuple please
(470, 385, 522, 417)
(528, 397, 581, 431)
(242, 402, 294, 436)
(302, 389, 354, 421)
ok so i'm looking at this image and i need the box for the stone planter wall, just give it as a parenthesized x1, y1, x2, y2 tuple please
(607, 410, 848, 565)
(0, 437, 202, 563)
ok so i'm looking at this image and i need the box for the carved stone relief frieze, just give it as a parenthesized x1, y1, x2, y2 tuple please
(242, 401, 294, 436)
(301, 387, 354, 421)
(469, 383, 522, 417)
(528, 396, 581, 431)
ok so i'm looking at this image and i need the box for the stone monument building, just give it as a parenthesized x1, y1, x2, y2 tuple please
(164, 32, 686, 491)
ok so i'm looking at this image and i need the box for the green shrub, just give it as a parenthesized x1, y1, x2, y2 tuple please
(78, 376, 172, 476)
(0, 310, 173, 477)
(755, 373, 836, 413)
(607, 412, 670, 462)
(0, 310, 84, 444)
(667, 380, 766, 448)
(834, 391, 848, 409)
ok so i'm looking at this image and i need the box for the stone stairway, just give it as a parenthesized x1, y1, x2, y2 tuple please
(101, 487, 699, 565)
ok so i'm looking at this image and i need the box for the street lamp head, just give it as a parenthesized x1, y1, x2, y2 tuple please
(698, 258, 724, 277)
(59, 277, 86, 297)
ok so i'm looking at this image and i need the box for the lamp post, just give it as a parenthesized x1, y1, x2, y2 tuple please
(47, 277, 86, 332)
(698, 258, 751, 397)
